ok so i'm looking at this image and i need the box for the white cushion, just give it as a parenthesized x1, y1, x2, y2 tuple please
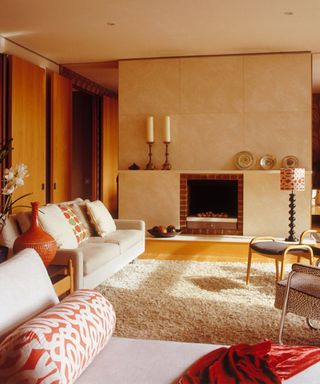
(86, 200, 116, 236)
(79, 242, 120, 275)
(0, 216, 20, 249)
(104, 230, 144, 253)
(0, 249, 59, 340)
(38, 204, 78, 249)
(16, 211, 32, 233)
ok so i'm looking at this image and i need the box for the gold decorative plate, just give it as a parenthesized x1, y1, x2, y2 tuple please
(260, 155, 276, 170)
(281, 155, 299, 168)
(234, 151, 255, 170)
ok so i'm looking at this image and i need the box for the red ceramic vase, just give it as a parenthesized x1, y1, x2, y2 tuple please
(13, 201, 57, 267)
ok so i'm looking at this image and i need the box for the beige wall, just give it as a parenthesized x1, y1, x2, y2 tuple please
(119, 170, 312, 237)
(119, 53, 311, 171)
(118, 53, 312, 236)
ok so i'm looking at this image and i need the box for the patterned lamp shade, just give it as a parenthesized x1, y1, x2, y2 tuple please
(280, 168, 305, 191)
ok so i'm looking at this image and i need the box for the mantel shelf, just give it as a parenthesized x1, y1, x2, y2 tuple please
(119, 169, 312, 174)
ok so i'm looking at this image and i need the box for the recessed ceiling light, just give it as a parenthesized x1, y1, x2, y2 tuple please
(106, 22, 116, 26)
(284, 11, 294, 15)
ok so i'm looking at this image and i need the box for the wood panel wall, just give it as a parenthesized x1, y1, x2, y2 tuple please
(101, 96, 118, 216)
(313, 94, 320, 188)
(9, 55, 46, 206)
(51, 72, 72, 202)
(0, 55, 3, 146)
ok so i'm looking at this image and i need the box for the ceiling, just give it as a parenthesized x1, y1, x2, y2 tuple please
(1, 0, 320, 92)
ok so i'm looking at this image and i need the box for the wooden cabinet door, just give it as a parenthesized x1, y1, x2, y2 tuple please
(101, 96, 118, 216)
(51, 72, 72, 203)
(9, 55, 46, 206)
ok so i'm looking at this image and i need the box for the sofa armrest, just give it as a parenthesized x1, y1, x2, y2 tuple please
(114, 219, 145, 231)
(52, 249, 84, 290)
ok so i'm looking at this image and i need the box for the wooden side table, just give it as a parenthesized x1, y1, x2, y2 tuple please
(48, 259, 74, 298)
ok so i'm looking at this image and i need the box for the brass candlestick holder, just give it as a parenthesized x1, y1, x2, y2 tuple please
(162, 141, 172, 170)
(145, 142, 155, 170)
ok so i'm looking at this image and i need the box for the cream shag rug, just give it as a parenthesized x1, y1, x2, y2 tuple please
(97, 259, 319, 346)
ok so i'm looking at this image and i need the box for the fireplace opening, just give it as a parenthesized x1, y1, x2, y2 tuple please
(180, 174, 243, 235)
(188, 179, 238, 218)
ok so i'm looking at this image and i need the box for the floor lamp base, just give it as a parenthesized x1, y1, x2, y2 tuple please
(285, 191, 297, 243)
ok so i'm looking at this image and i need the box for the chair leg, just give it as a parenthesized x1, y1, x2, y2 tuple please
(275, 259, 279, 282)
(246, 247, 253, 285)
(278, 271, 296, 344)
(280, 255, 285, 281)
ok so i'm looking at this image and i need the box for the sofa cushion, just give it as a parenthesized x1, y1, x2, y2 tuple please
(0, 249, 59, 340)
(104, 229, 144, 253)
(0, 215, 20, 250)
(16, 211, 32, 233)
(86, 200, 116, 236)
(38, 204, 78, 249)
(72, 200, 97, 236)
(80, 242, 121, 275)
(59, 205, 90, 244)
(0, 290, 116, 384)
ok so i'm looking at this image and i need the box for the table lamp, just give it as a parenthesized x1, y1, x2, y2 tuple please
(280, 168, 305, 242)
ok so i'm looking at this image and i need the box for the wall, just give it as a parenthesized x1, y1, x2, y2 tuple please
(119, 53, 311, 171)
(118, 52, 312, 236)
(119, 170, 312, 237)
(0, 37, 58, 72)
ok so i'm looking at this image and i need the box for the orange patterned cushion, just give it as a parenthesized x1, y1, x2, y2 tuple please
(0, 290, 116, 383)
(59, 205, 89, 244)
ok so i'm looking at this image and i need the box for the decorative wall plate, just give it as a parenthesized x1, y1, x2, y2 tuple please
(234, 151, 255, 169)
(281, 155, 299, 168)
(259, 155, 276, 170)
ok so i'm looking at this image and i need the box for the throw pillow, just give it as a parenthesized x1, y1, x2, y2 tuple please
(0, 290, 116, 383)
(38, 204, 78, 249)
(86, 200, 116, 236)
(59, 205, 89, 244)
(71, 201, 96, 236)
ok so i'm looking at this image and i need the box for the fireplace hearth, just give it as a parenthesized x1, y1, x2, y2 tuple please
(180, 174, 243, 235)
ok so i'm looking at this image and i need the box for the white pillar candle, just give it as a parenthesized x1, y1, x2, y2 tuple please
(164, 115, 171, 142)
(147, 116, 154, 142)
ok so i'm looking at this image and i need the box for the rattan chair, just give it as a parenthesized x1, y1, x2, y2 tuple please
(275, 263, 320, 344)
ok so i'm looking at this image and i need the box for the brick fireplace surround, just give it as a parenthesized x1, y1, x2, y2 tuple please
(180, 173, 244, 235)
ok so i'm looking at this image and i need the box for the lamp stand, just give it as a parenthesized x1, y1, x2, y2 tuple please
(285, 191, 298, 242)
(161, 142, 172, 170)
(145, 142, 155, 170)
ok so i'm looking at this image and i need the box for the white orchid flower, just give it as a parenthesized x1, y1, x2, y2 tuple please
(16, 164, 28, 178)
(3, 168, 14, 181)
(14, 177, 24, 187)
(2, 182, 15, 195)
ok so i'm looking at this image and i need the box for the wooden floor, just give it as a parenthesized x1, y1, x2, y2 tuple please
(139, 237, 303, 264)
(140, 238, 256, 262)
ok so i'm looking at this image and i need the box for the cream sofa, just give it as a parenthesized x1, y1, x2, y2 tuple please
(1, 250, 319, 384)
(0, 198, 145, 289)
